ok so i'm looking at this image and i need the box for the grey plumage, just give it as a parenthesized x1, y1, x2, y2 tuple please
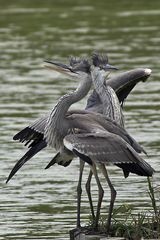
(86, 67, 151, 111)
(64, 132, 153, 176)
(90, 63, 124, 126)
(6, 55, 154, 232)
(7, 59, 152, 183)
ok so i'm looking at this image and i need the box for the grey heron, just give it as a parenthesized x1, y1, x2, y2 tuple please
(6, 56, 154, 232)
(45, 54, 152, 230)
(43, 58, 154, 231)
(6, 58, 151, 186)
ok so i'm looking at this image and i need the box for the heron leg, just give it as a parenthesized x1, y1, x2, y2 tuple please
(99, 164, 117, 233)
(77, 159, 85, 228)
(85, 169, 95, 220)
(91, 164, 104, 230)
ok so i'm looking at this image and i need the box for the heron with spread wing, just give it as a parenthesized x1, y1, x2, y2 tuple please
(6, 55, 154, 232)
(44, 57, 154, 231)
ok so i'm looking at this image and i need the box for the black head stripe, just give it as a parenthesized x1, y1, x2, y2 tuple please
(72, 59, 90, 73)
(70, 57, 81, 67)
(92, 52, 109, 67)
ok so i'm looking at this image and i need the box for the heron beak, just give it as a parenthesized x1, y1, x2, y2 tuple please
(43, 60, 78, 78)
(103, 64, 119, 71)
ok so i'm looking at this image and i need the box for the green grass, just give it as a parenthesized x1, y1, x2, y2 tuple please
(86, 177, 160, 239)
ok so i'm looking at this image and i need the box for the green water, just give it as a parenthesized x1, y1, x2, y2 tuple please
(0, 0, 160, 239)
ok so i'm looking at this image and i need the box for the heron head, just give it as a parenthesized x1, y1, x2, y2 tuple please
(92, 52, 118, 72)
(72, 59, 90, 74)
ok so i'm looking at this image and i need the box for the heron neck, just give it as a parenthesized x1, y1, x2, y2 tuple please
(91, 67, 113, 108)
(91, 67, 124, 126)
(56, 74, 92, 118)
(91, 67, 106, 96)
(44, 74, 92, 148)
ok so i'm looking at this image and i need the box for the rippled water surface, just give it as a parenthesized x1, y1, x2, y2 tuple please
(0, 1, 160, 239)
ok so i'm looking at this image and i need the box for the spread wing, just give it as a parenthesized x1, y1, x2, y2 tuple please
(86, 68, 151, 110)
(6, 140, 46, 183)
(7, 116, 48, 183)
(64, 132, 154, 177)
(68, 111, 147, 155)
(13, 115, 48, 147)
(106, 68, 151, 105)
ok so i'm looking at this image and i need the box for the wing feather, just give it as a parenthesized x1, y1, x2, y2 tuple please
(64, 132, 154, 177)
(13, 116, 48, 147)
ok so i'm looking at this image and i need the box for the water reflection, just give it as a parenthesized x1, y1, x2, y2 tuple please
(0, 1, 160, 239)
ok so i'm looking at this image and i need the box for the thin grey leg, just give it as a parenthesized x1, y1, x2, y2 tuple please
(85, 169, 95, 220)
(91, 164, 104, 229)
(99, 164, 117, 233)
(77, 159, 85, 228)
